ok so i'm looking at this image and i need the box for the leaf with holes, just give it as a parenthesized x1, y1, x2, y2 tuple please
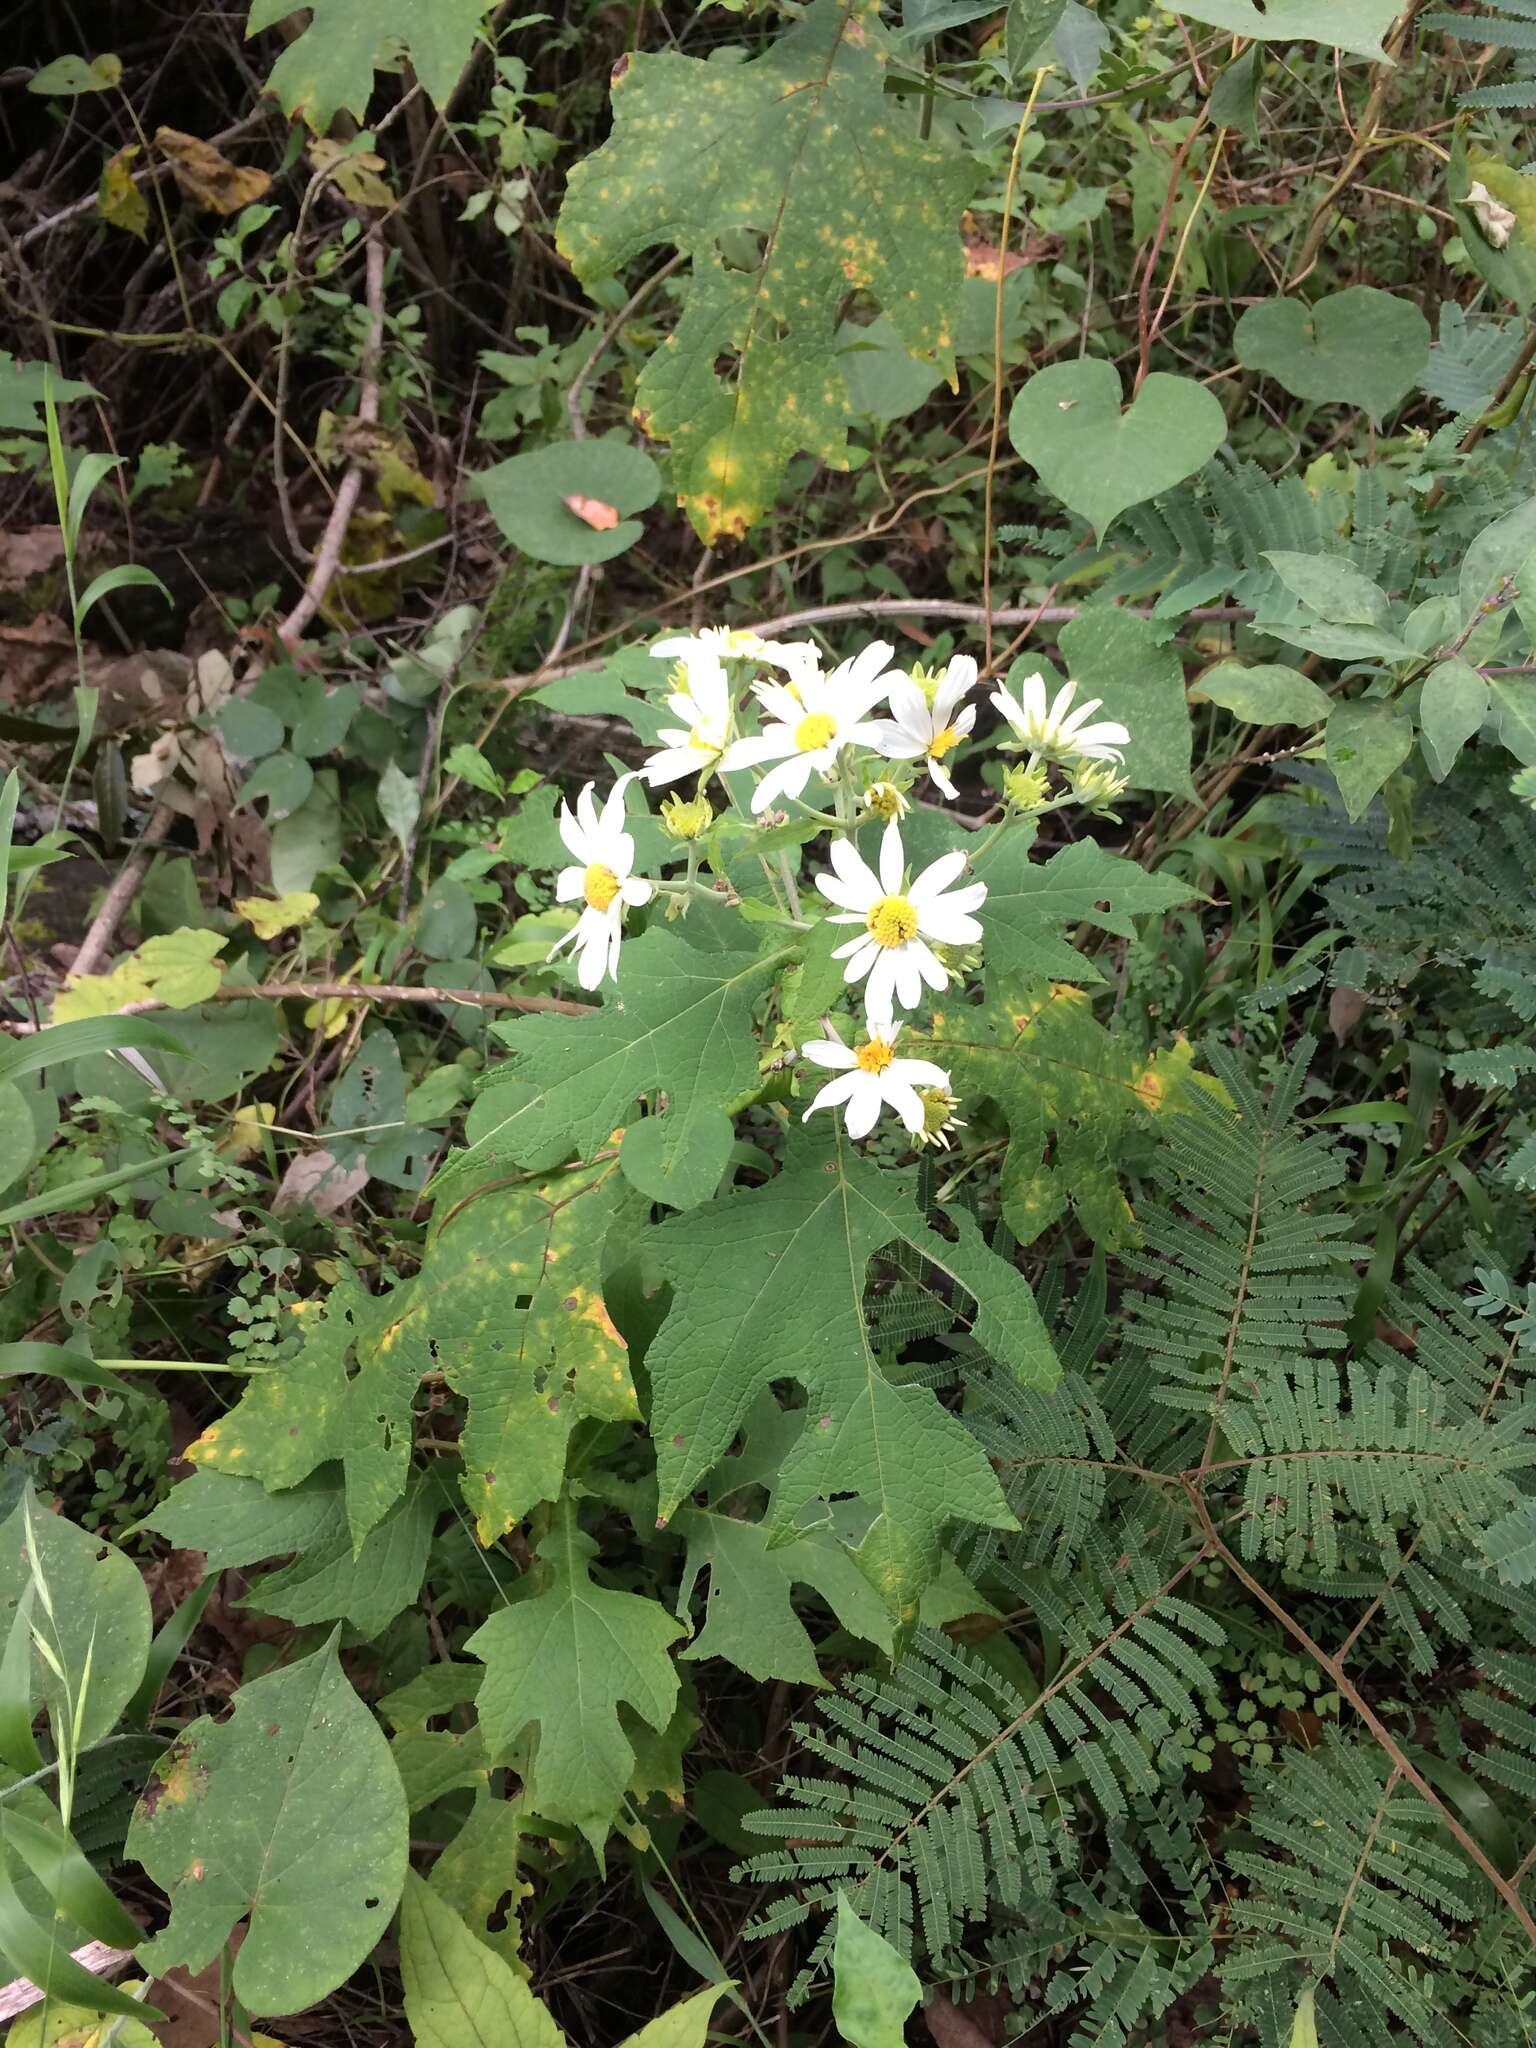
(557, 0, 976, 540)
(369, 1167, 638, 1540)
(127, 1633, 407, 2014)
(466, 1503, 685, 1851)
(645, 1137, 1053, 1624)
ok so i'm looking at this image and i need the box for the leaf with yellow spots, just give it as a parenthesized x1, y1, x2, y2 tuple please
(187, 1276, 416, 1548)
(557, 0, 976, 540)
(373, 1167, 638, 1541)
(913, 986, 1153, 1253)
(465, 1502, 685, 1852)
(127, 1633, 407, 2015)
(645, 1133, 1055, 1628)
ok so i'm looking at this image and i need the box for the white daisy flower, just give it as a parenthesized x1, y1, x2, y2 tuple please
(815, 817, 986, 1018)
(547, 773, 653, 990)
(721, 640, 894, 815)
(873, 655, 979, 801)
(990, 672, 1129, 764)
(800, 1016, 953, 1142)
(656, 627, 822, 690)
(644, 641, 733, 787)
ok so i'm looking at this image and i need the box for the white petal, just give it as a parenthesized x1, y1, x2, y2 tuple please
(928, 757, 958, 802)
(575, 782, 601, 843)
(878, 819, 905, 895)
(889, 1057, 950, 1090)
(920, 908, 983, 945)
(841, 935, 881, 982)
(754, 681, 802, 725)
(555, 865, 585, 903)
(872, 723, 923, 760)
(576, 932, 606, 990)
(828, 833, 880, 901)
(804, 1070, 861, 1119)
(643, 746, 704, 787)
(989, 684, 1027, 740)
(802, 1037, 857, 1069)
(913, 940, 949, 992)
(883, 1079, 927, 1133)
(886, 673, 930, 729)
(816, 870, 872, 912)
(721, 729, 794, 772)
(620, 876, 652, 905)
(599, 772, 640, 839)
(558, 798, 593, 865)
(843, 1078, 882, 1139)
(909, 849, 968, 901)
(894, 950, 923, 1012)
(934, 879, 987, 916)
(864, 950, 897, 1017)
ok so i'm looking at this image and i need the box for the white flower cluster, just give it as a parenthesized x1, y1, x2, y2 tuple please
(547, 627, 1131, 1148)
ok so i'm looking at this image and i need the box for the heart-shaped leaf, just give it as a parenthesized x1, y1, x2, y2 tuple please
(1163, 0, 1397, 59)
(1234, 287, 1430, 419)
(1325, 701, 1413, 819)
(473, 439, 660, 566)
(1009, 360, 1227, 540)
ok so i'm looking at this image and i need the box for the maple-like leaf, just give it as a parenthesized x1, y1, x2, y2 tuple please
(974, 835, 1191, 992)
(373, 1167, 638, 1540)
(438, 928, 792, 1211)
(465, 1505, 685, 1851)
(646, 1136, 1056, 1625)
(247, 0, 487, 128)
(557, 0, 976, 540)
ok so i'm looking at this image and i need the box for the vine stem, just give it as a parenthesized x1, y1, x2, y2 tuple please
(982, 68, 1048, 672)
(277, 223, 386, 650)
(1183, 1479, 1536, 1950)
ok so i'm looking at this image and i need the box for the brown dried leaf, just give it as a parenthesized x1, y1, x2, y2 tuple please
(154, 128, 272, 214)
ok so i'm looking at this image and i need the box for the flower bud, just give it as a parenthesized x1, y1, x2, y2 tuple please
(861, 779, 910, 821)
(659, 791, 714, 841)
(1002, 761, 1051, 814)
(1069, 760, 1129, 812)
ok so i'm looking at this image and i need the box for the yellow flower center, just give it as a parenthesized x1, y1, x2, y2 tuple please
(866, 894, 918, 947)
(795, 711, 838, 753)
(583, 863, 621, 911)
(855, 1037, 896, 1074)
(928, 725, 962, 760)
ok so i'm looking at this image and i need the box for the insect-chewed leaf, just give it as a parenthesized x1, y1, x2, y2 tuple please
(645, 1137, 1056, 1624)
(973, 833, 1191, 993)
(127, 1634, 407, 2015)
(372, 1168, 638, 1540)
(465, 1503, 685, 1851)
(556, 0, 975, 540)
(154, 127, 272, 212)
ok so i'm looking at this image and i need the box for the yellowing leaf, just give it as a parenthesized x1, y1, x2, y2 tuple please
(307, 137, 393, 206)
(154, 127, 273, 213)
(557, 0, 975, 540)
(221, 1098, 276, 1160)
(98, 144, 148, 238)
(52, 957, 153, 1022)
(134, 927, 227, 1008)
(235, 890, 320, 939)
